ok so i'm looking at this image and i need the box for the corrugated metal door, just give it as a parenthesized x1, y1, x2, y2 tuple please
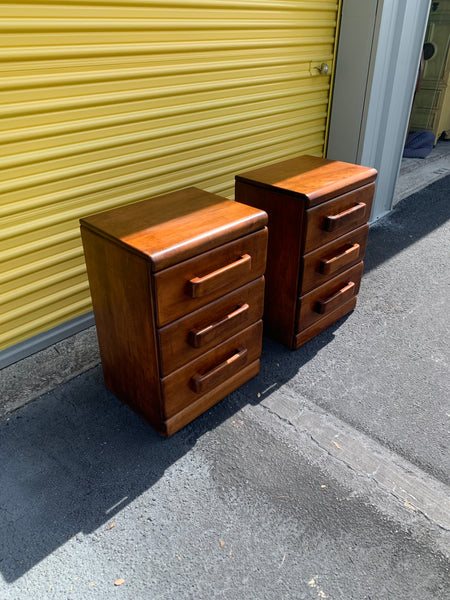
(0, 0, 341, 353)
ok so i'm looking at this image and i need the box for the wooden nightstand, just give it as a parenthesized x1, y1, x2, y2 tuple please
(235, 155, 377, 349)
(80, 187, 267, 436)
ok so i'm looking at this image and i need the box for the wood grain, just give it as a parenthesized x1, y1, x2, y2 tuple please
(158, 277, 264, 376)
(235, 155, 377, 207)
(190, 347, 248, 394)
(235, 181, 303, 347)
(316, 281, 356, 315)
(303, 184, 374, 253)
(319, 244, 361, 276)
(164, 360, 261, 437)
(154, 228, 267, 326)
(188, 254, 252, 299)
(162, 321, 263, 418)
(323, 202, 367, 233)
(300, 224, 368, 294)
(81, 187, 267, 271)
(296, 262, 364, 332)
(293, 298, 358, 349)
(80, 227, 163, 428)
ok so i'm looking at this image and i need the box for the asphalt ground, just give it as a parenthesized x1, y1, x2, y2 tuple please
(1, 176, 449, 599)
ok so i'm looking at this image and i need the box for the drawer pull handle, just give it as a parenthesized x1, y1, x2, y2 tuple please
(188, 254, 252, 298)
(190, 347, 248, 394)
(315, 281, 356, 315)
(319, 243, 360, 276)
(188, 303, 250, 348)
(323, 203, 366, 232)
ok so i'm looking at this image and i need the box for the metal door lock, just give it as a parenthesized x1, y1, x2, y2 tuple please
(315, 63, 329, 76)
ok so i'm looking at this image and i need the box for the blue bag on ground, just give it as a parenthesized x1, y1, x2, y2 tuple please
(403, 130, 435, 158)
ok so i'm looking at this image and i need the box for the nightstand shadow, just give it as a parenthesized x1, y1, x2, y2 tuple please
(0, 312, 347, 584)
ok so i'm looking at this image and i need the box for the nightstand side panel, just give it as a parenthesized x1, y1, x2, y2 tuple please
(235, 180, 305, 347)
(80, 227, 163, 431)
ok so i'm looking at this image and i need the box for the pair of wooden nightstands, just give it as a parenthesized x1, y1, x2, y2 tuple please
(80, 156, 377, 436)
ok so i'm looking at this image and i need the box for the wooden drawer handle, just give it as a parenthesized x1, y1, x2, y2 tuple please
(319, 243, 360, 276)
(190, 347, 248, 394)
(188, 254, 252, 299)
(323, 203, 366, 232)
(188, 303, 250, 348)
(315, 281, 356, 315)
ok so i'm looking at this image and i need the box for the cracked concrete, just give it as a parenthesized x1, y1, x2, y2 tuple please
(1, 370, 449, 599)
(0, 327, 100, 418)
(261, 393, 450, 532)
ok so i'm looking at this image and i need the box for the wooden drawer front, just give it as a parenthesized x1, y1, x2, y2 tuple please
(164, 360, 260, 437)
(296, 262, 364, 332)
(154, 228, 267, 326)
(162, 321, 263, 418)
(158, 277, 265, 376)
(293, 298, 357, 349)
(304, 183, 374, 253)
(300, 224, 369, 295)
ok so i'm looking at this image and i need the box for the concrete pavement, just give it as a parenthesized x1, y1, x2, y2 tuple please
(1, 176, 449, 599)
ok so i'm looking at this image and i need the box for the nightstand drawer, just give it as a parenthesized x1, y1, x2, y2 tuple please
(300, 225, 369, 295)
(162, 321, 263, 418)
(296, 262, 364, 332)
(304, 184, 374, 253)
(158, 277, 265, 376)
(154, 228, 267, 326)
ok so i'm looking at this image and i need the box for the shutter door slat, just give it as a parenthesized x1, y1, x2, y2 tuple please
(0, 0, 340, 351)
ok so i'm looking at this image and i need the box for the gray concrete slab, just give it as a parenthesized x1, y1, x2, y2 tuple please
(0, 368, 449, 599)
(395, 139, 450, 204)
(0, 327, 100, 419)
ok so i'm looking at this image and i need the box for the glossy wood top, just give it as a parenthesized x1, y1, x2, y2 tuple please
(235, 155, 377, 207)
(80, 187, 268, 271)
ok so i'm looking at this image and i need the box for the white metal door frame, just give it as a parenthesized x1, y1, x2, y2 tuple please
(327, 0, 431, 221)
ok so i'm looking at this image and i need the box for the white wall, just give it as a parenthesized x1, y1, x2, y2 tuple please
(327, 0, 431, 221)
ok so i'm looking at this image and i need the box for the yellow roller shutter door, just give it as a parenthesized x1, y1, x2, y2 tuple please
(0, 0, 341, 352)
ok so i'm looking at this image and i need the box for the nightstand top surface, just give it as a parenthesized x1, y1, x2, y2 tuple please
(80, 187, 267, 271)
(235, 155, 377, 206)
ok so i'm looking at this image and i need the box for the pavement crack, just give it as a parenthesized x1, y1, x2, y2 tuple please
(258, 396, 450, 533)
(260, 401, 306, 432)
(305, 427, 450, 533)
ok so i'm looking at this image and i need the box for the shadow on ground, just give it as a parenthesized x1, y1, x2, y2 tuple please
(0, 319, 348, 582)
(365, 175, 450, 273)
